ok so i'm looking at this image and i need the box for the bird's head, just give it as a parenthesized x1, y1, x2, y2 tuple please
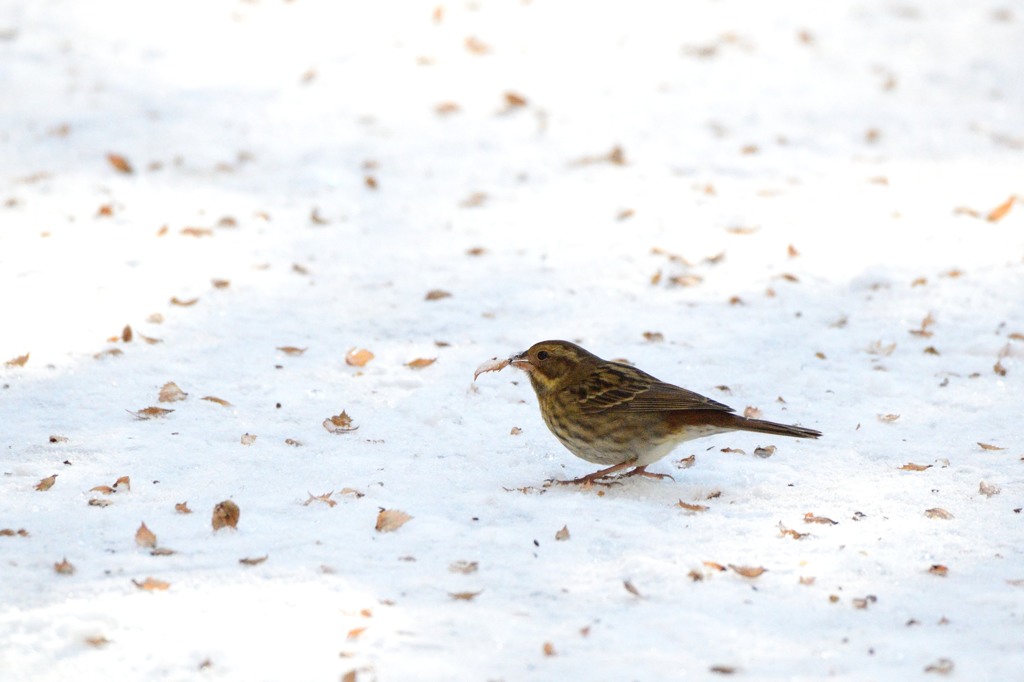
(510, 340, 599, 396)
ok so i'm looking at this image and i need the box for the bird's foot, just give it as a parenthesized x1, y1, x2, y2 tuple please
(546, 460, 637, 487)
(620, 466, 675, 481)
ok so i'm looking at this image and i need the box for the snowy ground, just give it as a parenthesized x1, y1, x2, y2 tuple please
(2, 1, 1023, 680)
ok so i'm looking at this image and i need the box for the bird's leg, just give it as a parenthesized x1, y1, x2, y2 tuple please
(552, 460, 636, 486)
(621, 465, 675, 481)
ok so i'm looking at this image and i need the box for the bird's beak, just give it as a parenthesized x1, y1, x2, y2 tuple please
(510, 351, 533, 372)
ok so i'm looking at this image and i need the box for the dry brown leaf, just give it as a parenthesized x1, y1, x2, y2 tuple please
(84, 635, 110, 648)
(277, 346, 307, 357)
(623, 579, 642, 597)
(406, 357, 436, 369)
(464, 36, 491, 54)
(799, 576, 816, 585)
(449, 560, 478, 574)
(676, 454, 696, 469)
(5, 353, 30, 367)
(899, 462, 932, 471)
(703, 561, 727, 572)
(867, 340, 897, 356)
(54, 557, 75, 575)
(170, 296, 199, 307)
(852, 595, 877, 609)
(129, 406, 174, 420)
(345, 348, 374, 366)
(212, 500, 240, 531)
(979, 481, 1001, 497)
(175, 501, 192, 514)
(978, 442, 1005, 451)
(542, 641, 556, 657)
(803, 513, 838, 525)
(449, 591, 482, 601)
(753, 445, 776, 458)
(877, 413, 901, 422)
(779, 523, 809, 539)
(180, 227, 213, 238)
(987, 195, 1016, 222)
(304, 491, 337, 508)
(91, 485, 115, 495)
(135, 522, 157, 548)
(925, 508, 954, 520)
(425, 289, 451, 301)
(323, 410, 358, 434)
(132, 577, 170, 591)
(150, 547, 175, 556)
(504, 91, 528, 108)
(138, 333, 162, 344)
(929, 564, 949, 577)
(460, 192, 488, 208)
(0, 528, 29, 536)
(107, 153, 133, 174)
(474, 356, 510, 380)
(346, 627, 367, 640)
(435, 101, 461, 115)
(113, 475, 130, 491)
(240, 433, 257, 445)
(743, 406, 763, 419)
(88, 498, 112, 507)
(49, 435, 69, 443)
(239, 555, 268, 566)
(211, 278, 231, 289)
(710, 665, 737, 675)
(555, 525, 570, 541)
(120, 324, 133, 343)
(158, 381, 188, 403)
(93, 348, 124, 360)
(201, 396, 232, 407)
(339, 487, 365, 498)
(375, 508, 412, 533)
(729, 565, 767, 578)
(677, 500, 709, 513)
(35, 474, 57, 491)
(510, 426, 522, 436)
(925, 658, 955, 675)
(643, 331, 664, 343)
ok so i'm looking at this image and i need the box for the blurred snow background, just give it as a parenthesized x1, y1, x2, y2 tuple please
(1, 1, 1022, 680)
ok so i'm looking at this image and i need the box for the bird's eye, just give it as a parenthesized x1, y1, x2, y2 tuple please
(536, 350, 550, 361)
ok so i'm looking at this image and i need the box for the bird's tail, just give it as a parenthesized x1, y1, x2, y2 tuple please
(719, 413, 822, 439)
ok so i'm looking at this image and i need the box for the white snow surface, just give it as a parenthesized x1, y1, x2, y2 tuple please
(2, 1, 1023, 680)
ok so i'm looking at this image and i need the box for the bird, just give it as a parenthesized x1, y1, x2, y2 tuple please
(509, 340, 821, 485)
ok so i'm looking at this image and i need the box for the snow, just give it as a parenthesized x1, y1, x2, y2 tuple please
(2, 0, 1023, 679)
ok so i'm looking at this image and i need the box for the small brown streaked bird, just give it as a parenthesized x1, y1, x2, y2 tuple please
(510, 340, 821, 485)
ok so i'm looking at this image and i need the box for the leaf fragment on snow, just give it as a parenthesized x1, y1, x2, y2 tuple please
(88, 498, 112, 507)
(877, 413, 901, 422)
(753, 445, 776, 458)
(554, 525, 570, 541)
(405, 357, 436, 369)
(304, 491, 337, 507)
(277, 346, 307, 356)
(158, 381, 188, 402)
(5, 352, 30, 367)
(899, 462, 932, 471)
(449, 560, 478, 574)
(729, 565, 767, 578)
(324, 411, 358, 433)
(375, 509, 412, 533)
(175, 501, 192, 514)
(201, 396, 232, 407)
(170, 296, 199, 306)
(929, 564, 949, 577)
(240, 433, 257, 445)
(107, 153, 133, 173)
(925, 508, 954, 520)
(925, 658, 955, 675)
(345, 348, 374, 366)
(424, 289, 452, 301)
(212, 500, 240, 530)
(135, 522, 157, 548)
(239, 555, 269, 566)
(449, 591, 482, 601)
(54, 557, 76, 575)
(542, 641, 556, 657)
(986, 195, 1016, 222)
(677, 500, 709, 513)
(114, 475, 131, 491)
(132, 577, 170, 591)
(121, 325, 133, 342)
(803, 513, 838, 525)
(129, 407, 174, 420)
(473, 356, 510, 380)
(35, 474, 57, 491)
(779, 522, 809, 539)
(339, 487, 365, 498)
(978, 442, 1005, 451)
(743, 406, 763, 419)
(675, 454, 696, 469)
(979, 481, 1001, 497)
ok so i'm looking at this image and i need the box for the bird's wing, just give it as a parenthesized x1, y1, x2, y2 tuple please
(574, 364, 734, 414)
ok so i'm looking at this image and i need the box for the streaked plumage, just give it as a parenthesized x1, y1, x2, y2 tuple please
(511, 340, 821, 484)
